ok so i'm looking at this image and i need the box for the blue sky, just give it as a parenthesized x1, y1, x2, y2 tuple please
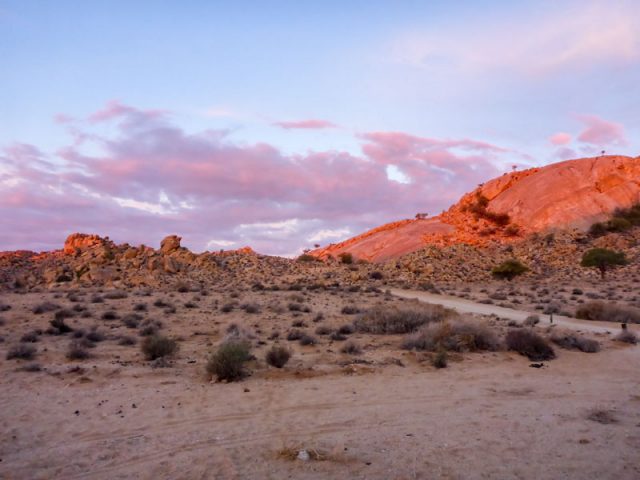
(1, 0, 639, 254)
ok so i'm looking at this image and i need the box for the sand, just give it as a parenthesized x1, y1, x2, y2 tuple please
(0, 288, 638, 479)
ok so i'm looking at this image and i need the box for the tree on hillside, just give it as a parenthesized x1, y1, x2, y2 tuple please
(580, 248, 627, 279)
(491, 259, 528, 280)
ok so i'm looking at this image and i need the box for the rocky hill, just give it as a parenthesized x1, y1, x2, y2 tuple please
(311, 155, 640, 262)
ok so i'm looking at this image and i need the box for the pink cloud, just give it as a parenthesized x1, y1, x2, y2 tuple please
(576, 115, 626, 147)
(1, 103, 513, 255)
(88, 100, 167, 125)
(273, 119, 336, 130)
(549, 132, 571, 145)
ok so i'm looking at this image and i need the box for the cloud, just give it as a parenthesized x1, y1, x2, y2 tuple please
(549, 132, 572, 146)
(391, 1, 640, 75)
(273, 119, 336, 130)
(576, 114, 627, 147)
(0, 101, 515, 254)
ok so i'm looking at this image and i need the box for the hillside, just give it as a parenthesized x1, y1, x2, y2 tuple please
(311, 155, 640, 262)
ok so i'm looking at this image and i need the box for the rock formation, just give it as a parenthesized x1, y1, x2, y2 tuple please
(312, 155, 640, 262)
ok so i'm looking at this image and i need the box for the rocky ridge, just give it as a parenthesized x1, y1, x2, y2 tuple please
(311, 155, 640, 262)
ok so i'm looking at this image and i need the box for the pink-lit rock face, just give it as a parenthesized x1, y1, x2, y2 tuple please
(63, 233, 111, 256)
(313, 155, 640, 262)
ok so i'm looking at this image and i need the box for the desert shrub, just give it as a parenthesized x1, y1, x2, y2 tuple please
(0, 303, 11, 312)
(90, 294, 104, 303)
(288, 302, 303, 312)
(341, 306, 360, 315)
(286, 329, 304, 341)
(337, 324, 355, 335)
(103, 290, 128, 300)
(588, 222, 608, 237)
(370, 271, 384, 280)
(432, 350, 448, 368)
(66, 341, 90, 360)
(139, 324, 159, 336)
(355, 304, 449, 334)
(504, 224, 520, 236)
(184, 301, 198, 309)
(265, 345, 291, 368)
(118, 335, 137, 346)
(54, 309, 75, 321)
(491, 259, 528, 280)
(340, 341, 361, 355)
(298, 333, 317, 346)
(614, 330, 638, 344)
(297, 253, 318, 262)
(33, 302, 60, 314)
(20, 331, 40, 343)
(206, 341, 251, 381)
(572, 288, 583, 295)
(315, 325, 333, 335)
(101, 310, 119, 321)
(21, 363, 42, 372)
(241, 302, 260, 314)
(133, 303, 147, 312)
(550, 333, 600, 353)
(141, 335, 178, 360)
(176, 282, 190, 293)
(523, 315, 540, 326)
(153, 298, 169, 308)
(72, 304, 87, 313)
(6, 344, 36, 360)
(402, 320, 501, 352)
(506, 329, 555, 361)
(122, 313, 143, 328)
(330, 332, 347, 341)
(313, 312, 325, 323)
(338, 252, 354, 264)
(586, 408, 618, 424)
(50, 317, 73, 334)
(220, 302, 236, 313)
(86, 328, 105, 343)
(575, 301, 640, 323)
(606, 217, 632, 232)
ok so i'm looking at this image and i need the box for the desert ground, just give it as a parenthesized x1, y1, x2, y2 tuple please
(0, 284, 638, 480)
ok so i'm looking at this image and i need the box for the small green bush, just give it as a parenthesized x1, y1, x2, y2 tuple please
(580, 248, 627, 279)
(491, 259, 528, 280)
(141, 335, 178, 360)
(338, 252, 353, 264)
(207, 341, 251, 381)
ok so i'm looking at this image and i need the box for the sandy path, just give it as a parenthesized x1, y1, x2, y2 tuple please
(390, 288, 639, 336)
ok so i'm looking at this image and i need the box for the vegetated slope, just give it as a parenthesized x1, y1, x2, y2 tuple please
(311, 155, 640, 262)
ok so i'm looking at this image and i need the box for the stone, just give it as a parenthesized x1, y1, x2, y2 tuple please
(160, 235, 181, 254)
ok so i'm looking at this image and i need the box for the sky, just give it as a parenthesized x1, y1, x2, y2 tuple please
(1, 0, 639, 256)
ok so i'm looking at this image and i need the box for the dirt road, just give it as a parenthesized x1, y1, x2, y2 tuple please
(390, 288, 638, 335)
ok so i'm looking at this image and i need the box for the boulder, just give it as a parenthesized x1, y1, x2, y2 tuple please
(160, 235, 181, 254)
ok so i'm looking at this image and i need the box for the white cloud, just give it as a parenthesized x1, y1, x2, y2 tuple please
(307, 228, 351, 244)
(206, 239, 236, 249)
(113, 197, 171, 215)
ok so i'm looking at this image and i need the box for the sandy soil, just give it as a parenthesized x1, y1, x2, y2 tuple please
(0, 288, 638, 479)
